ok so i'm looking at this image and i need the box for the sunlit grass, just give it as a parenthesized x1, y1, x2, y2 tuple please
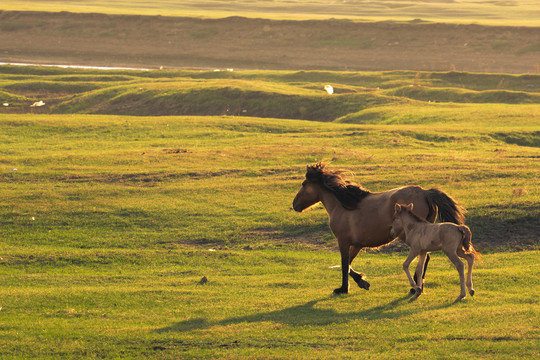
(2, 0, 539, 26)
(1, 113, 538, 251)
(0, 247, 538, 358)
(0, 65, 538, 358)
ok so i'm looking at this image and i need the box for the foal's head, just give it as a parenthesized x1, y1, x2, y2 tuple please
(390, 203, 430, 237)
(390, 203, 414, 237)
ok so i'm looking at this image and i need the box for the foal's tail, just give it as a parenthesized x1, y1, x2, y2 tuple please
(426, 188, 467, 225)
(458, 225, 482, 262)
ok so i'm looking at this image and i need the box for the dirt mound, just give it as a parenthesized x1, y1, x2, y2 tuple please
(1, 11, 539, 73)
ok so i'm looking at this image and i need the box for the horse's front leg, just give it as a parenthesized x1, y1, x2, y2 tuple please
(333, 239, 350, 294)
(349, 245, 370, 290)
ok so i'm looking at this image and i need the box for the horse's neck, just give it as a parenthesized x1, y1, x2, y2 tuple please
(318, 187, 342, 215)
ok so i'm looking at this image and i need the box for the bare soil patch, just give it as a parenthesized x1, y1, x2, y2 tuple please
(1, 11, 539, 73)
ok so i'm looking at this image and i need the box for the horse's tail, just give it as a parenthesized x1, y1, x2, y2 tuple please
(458, 225, 482, 262)
(425, 188, 467, 225)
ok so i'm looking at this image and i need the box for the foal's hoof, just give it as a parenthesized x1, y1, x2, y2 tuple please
(333, 287, 349, 295)
(410, 286, 423, 295)
(469, 289, 475, 296)
(410, 288, 422, 301)
(455, 294, 466, 302)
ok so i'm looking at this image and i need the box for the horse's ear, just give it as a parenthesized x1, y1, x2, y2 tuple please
(394, 203, 401, 213)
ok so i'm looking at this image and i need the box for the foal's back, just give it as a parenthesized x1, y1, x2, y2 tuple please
(408, 221, 465, 254)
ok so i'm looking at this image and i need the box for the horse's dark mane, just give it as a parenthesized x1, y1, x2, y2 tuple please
(306, 162, 371, 210)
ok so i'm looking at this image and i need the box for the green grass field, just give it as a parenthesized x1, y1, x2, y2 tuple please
(0, 65, 539, 358)
(2, 0, 540, 25)
(2, 248, 538, 359)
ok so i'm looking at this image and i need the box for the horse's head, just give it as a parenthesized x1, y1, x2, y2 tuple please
(292, 178, 322, 212)
(390, 203, 414, 238)
(292, 163, 327, 212)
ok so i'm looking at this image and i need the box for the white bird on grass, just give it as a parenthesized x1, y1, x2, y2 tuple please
(30, 101, 45, 107)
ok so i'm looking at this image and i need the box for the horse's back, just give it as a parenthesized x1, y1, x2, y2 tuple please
(388, 186, 432, 219)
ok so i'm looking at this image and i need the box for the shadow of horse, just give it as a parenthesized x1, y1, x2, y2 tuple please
(156, 295, 457, 333)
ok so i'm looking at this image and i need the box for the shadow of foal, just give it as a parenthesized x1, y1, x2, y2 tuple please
(156, 294, 462, 335)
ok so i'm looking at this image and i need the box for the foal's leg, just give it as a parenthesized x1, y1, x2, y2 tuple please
(400, 232, 430, 294)
(457, 248, 475, 296)
(349, 245, 369, 290)
(445, 250, 467, 301)
(403, 250, 421, 295)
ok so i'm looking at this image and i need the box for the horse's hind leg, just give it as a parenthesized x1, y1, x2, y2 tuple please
(445, 250, 467, 301)
(412, 253, 430, 294)
(458, 247, 475, 296)
(415, 252, 428, 295)
(349, 245, 369, 290)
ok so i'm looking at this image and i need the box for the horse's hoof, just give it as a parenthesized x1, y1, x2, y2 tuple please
(351, 274, 370, 290)
(455, 295, 466, 302)
(333, 287, 348, 295)
(469, 289, 475, 296)
(415, 287, 423, 296)
(359, 280, 370, 291)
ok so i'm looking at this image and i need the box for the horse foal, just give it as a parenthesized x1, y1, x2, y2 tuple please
(391, 203, 480, 301)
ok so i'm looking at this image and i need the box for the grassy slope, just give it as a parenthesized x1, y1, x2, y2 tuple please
(0, 112, 538, 251)
(2, 66, 540, 121)
(0, 66, 539, 358)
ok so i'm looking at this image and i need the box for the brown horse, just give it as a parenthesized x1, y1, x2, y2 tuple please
(292, 162, 466, 294)
(390, 203, 479, 301)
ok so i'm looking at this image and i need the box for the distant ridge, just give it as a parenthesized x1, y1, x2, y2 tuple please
(0, 11, 539, 73)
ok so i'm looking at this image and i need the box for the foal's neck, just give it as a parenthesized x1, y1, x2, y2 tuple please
(401, 213, 419, 235)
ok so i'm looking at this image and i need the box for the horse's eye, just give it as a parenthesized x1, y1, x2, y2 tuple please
(302, 180, 307, 186)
